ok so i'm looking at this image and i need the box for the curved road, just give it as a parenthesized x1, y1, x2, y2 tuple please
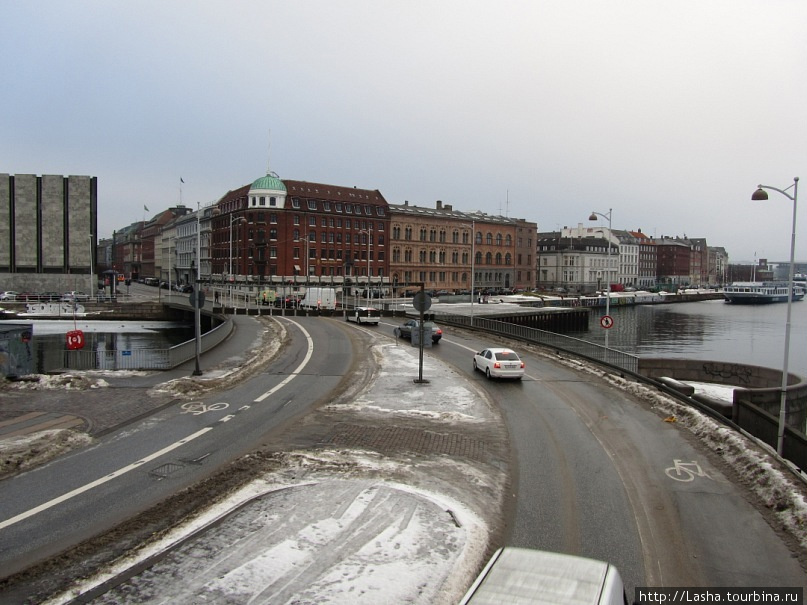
(0, 312, 804, 596)
(0, 317, 353, 578)
(381, 317, 806, 591)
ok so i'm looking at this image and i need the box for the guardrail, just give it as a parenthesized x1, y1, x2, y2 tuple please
(59, 314, 233, 371)
(438, 314, 640, 374)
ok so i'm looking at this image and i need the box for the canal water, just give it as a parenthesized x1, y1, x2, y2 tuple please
(575, 299, 807, 378)
(19, 299, 807, 378)
(28, 320, 194, 373)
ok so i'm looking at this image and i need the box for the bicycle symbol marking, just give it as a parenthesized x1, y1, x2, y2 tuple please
(180, 401, 229, 416)
(665, 459, 711, 482)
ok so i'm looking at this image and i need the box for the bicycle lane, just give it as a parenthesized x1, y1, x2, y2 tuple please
(0, 318, 319, 578)
(557, 370, 806, 589)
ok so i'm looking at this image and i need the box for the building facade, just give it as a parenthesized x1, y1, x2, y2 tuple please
(0, 173, 97, 292)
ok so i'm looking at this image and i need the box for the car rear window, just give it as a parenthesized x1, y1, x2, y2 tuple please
(495, 351, 520, 361)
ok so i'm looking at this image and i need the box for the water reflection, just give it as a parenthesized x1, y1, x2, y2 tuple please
(570, 300, 807, 377)
(29, 320, 194, 373)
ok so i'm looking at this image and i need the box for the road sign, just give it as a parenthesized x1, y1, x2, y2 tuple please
(600, 315, 614, 329)
(189, 290, 206, 308)
(412, 291, 432, 313)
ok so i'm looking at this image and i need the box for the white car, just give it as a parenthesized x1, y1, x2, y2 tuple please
(473, 348, 525, 380)
(346, 306, 380, 325)
(0, 291, 20, 301)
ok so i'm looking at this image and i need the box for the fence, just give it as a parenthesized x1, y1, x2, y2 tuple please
(438, 314, 640, 374)
(60, 316, 233, 371)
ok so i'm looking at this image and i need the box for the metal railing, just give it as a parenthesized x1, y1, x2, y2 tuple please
(58, 316, 233, 371)
(439, 314, 640, 374)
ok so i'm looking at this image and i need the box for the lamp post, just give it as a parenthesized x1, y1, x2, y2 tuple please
(360, 228, 372, 306)
(228, 215, 246, 310)
(752, 177, 799, 456)
(589, 208, 613, 351)
(88, 233, 95, 297)
(192, 208, 203, 376)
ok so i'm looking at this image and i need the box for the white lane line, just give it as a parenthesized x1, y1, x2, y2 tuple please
(0, 427, 213, 531)
(1, 317, 315, 532)
(254, 318, 314, 403)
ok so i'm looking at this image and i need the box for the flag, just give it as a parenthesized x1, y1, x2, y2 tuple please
(144, 204, 149, 212)
(180, 177, 185, 183)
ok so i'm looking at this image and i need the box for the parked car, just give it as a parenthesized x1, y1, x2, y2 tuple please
(397, 319, 442, 343)
(0, 291, 20, 301)
(473, 347, 525, 380)
(346, 306, 380, 325)
(62, 291, 90, 301)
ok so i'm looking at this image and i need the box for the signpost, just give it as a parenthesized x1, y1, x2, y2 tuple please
(411, 288, 432, 383)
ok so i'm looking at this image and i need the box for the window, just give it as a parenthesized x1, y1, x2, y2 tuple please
(364, 205, 372, 215)
(323, 202, 331, 211)
(376, 207, 385, 216)
(291, 198, 301, 209)
(496, 234, 503, 246)
(259, 196, 266, 206)
(307, 200, 317, 210)
(269, 213, 277, 224)
(345, 204, 352, 214)
(269, 196, 277, 206)
(335, 203, 342, 212)
(309, 216, 316, 226)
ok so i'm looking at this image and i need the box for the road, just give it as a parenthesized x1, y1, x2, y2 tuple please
(0, 317, 354, 579)
(1, 309, 804, 601)
(383, 316, 806, 590)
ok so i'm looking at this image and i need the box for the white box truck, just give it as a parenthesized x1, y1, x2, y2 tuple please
(300, 287, 336, 310)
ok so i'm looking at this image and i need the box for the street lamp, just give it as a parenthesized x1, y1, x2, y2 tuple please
(228, 214, 246, 310)
(360, 228, 372, 306)
(88, 233, 95, 297)
(192, 208, 203, 376)
(752, 177, 799, 456)
(589, 208, 613, 351)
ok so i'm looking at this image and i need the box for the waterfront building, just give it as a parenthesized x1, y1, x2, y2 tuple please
(629, 229, 657, 289)
(389, 200, 536, 293)
(536, 230, 617, 293)
(0, 173, 97, 292)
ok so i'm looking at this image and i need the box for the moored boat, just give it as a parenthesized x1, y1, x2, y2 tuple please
(723, 281, 805, 304)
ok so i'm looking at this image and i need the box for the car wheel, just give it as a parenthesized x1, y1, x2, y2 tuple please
(485, 367, 491, 379)
(473, 359, 478, 371)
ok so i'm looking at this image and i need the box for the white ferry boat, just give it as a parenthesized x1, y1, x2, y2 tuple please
(723, 281, 805, 304)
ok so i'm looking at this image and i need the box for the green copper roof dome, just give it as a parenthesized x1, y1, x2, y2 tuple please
(250, 172, 286, 192)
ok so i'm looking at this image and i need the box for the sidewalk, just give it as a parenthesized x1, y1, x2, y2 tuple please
(0, 313, 269, 439)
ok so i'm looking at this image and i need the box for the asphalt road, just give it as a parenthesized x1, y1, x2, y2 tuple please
(1, 307, 804, 599)
(0, 316, 355, 579)
(381, 316, 806, 591)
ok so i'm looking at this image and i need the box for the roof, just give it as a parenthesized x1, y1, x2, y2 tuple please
(249, 172, 287, 193)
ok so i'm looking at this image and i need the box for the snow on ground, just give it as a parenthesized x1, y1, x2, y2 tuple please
(4, 327, 807, 603)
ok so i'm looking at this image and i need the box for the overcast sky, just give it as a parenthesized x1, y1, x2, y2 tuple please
(2, 1, 805, 263)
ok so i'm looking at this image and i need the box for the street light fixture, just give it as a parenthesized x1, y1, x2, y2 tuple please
(360, 228, 372, 306)
(228, 214, 246, 310)
(752, 177, 799, 456)
(589, 208, 613, 351)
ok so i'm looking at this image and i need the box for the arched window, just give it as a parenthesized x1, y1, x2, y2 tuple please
(496, 234, 503, 246)
(495, 253, 502, 265)
(486, 233, 493, 245)
(485, 252, 493, 264)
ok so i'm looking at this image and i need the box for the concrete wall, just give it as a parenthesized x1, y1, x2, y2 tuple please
(638, 357, 807, 438)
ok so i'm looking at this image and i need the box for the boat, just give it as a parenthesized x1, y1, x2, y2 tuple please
(723, 281, 805, 304)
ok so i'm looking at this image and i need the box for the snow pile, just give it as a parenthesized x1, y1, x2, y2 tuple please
(325, 343, 493, 424)
(45, 450, 491, 605)
(4, 373, 110, 390)
(0, 429, 92, 480)
(150, 320, 284, 399)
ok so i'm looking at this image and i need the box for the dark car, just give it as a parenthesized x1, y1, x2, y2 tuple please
(397, 319, 442, 343)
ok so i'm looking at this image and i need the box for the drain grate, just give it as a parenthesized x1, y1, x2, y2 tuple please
(150, 462, 185, 478)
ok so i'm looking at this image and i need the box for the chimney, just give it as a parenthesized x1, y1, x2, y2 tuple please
(436, 200, 443, 210)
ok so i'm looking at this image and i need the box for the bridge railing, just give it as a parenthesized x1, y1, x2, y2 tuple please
(438, 314, 639, 375)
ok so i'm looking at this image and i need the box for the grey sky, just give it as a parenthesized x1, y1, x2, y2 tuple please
(2, 1, 805, 262)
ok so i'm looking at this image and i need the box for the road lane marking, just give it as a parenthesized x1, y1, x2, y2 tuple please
(254, 318, 314, 403)
(1, 317, 316, 531)
(0, 427, 213, 531)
